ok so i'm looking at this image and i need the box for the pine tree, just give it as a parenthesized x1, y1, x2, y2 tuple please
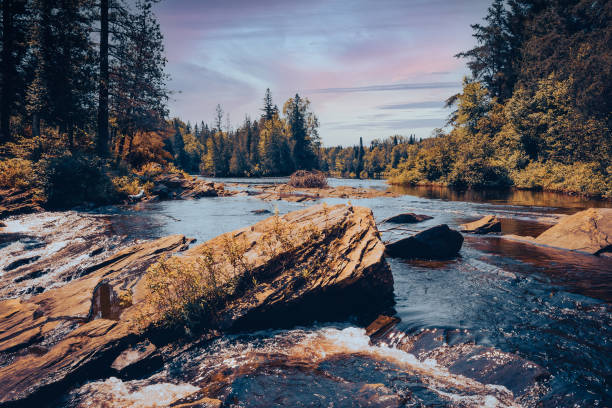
(97, 0, 109, 155)
(261, 88, 274, 120)
(214, 104, 223, 132)
(1, 0, 28, 142)
(456, 0, 517, 100)
(283, 93, 319, 170)
(110, 0, 168, 152)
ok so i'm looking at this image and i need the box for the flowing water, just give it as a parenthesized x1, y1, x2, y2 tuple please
(3, 179, 611, 407)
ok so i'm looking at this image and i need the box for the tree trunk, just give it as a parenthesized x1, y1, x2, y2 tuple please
(32, 113, 40, 137)
(1, 0, 14, 142)
(97, 0, 109, 156)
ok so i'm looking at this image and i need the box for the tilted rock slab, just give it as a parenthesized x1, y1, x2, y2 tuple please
(0, 204, 392, 405)
(460, 215, 502, 234)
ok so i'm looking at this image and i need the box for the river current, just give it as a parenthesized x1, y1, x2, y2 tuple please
(4, 178, 611, 407)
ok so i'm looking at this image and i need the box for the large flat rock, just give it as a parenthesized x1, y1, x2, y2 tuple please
(0, 204, 392, 406)
(504, 208, 612, 255)
(0, 234, 190, 405)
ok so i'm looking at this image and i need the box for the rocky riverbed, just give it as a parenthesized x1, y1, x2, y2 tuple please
(0, 179, 611, 407)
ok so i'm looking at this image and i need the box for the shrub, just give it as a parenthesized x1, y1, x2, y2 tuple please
(288, 170, 328, 188)
(0, 158, 37, 190)
(140, 214, 323, 331)
(111, 176, 153, 196)
(447, 158, 512, 189)
(38, 153, 120, 209)
(512, 161, 612, 198)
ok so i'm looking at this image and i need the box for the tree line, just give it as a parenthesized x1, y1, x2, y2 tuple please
(386, 0, 611, 197)
(1, 0, 168, 158)
(168, 89, 320, 177)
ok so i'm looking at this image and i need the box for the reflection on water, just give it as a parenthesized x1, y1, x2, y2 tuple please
(387, 184, 611, 213)
(11, 179, 610, 407)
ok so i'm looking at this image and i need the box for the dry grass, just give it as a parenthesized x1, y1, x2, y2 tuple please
(0, 158, 37, 190)
(288, 170, 328, 188)
(139, 212, 324, 332)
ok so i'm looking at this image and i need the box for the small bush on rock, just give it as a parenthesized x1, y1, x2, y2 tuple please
(288, 170, 328, 188)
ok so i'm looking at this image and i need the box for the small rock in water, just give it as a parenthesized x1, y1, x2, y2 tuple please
(460, 215, 502, 234)
(365, 315, 400, 341)
(251, 209, 271, 215)
(385, 224, 463, 259)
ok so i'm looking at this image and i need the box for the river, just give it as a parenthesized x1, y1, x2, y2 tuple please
(3, 178, 611, 407)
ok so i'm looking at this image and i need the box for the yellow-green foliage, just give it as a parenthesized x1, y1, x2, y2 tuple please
(512, 162, 612, 198)
(385, 75, 612, 197)
(111, 176, 153, 196)
(0, 158, 37, 190)
(141, 214, 323, 331)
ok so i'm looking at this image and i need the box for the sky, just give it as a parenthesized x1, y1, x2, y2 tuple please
(153, 0, 491, 147)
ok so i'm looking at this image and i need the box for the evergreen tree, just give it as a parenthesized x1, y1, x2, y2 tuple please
(110, 0, 168, 156)
(97, 0, 109, 155)
(1, 0, 28, 142)
(261, 88, 274, 120)
(283, 93, 319, 170)
(456, 0, 517, 100)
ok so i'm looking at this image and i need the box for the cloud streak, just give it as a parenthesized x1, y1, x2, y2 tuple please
(312, 82, 459, 94)
(378, 101, 446, 110)
(153, 0, 490, 145)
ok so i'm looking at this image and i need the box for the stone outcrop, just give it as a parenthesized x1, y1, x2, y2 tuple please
(460, 215, 502, 234)
(504, 208, 611, 255)
(148, 173, 232, 201)
(0, 204, 392, 406)
(235, 183, 398, 202)
(385, 224, 464, 259)
(0, 234, 190, 405)
(381, 212, 433, 224)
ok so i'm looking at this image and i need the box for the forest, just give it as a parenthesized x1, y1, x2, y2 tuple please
(1, 0, 611, 208)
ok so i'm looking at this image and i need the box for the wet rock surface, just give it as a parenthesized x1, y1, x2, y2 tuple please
(504, 208, 612, 255)
(0, 234, 190, 405)
(385, 224, 464, 259)
(0, 212, 137, 300)
(0, 204, 392, 406)
(460, 214, 502, 234)
(366, 316, 549, 403)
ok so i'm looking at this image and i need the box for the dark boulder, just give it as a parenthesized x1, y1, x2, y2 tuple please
(385, 224, 463, 259)
(381, 212, 433, 224)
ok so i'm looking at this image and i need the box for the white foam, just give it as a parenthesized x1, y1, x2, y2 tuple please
(72, 377, 198, 408)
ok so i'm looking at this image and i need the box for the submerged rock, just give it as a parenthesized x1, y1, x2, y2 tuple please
(365, 317, 549, 402)
(504, 208, 612, 256)
(385, 224, 463, 259)
(381, 212, 433, 224)
(460, 215, 502, 234)
(0, 204, 392, 406)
